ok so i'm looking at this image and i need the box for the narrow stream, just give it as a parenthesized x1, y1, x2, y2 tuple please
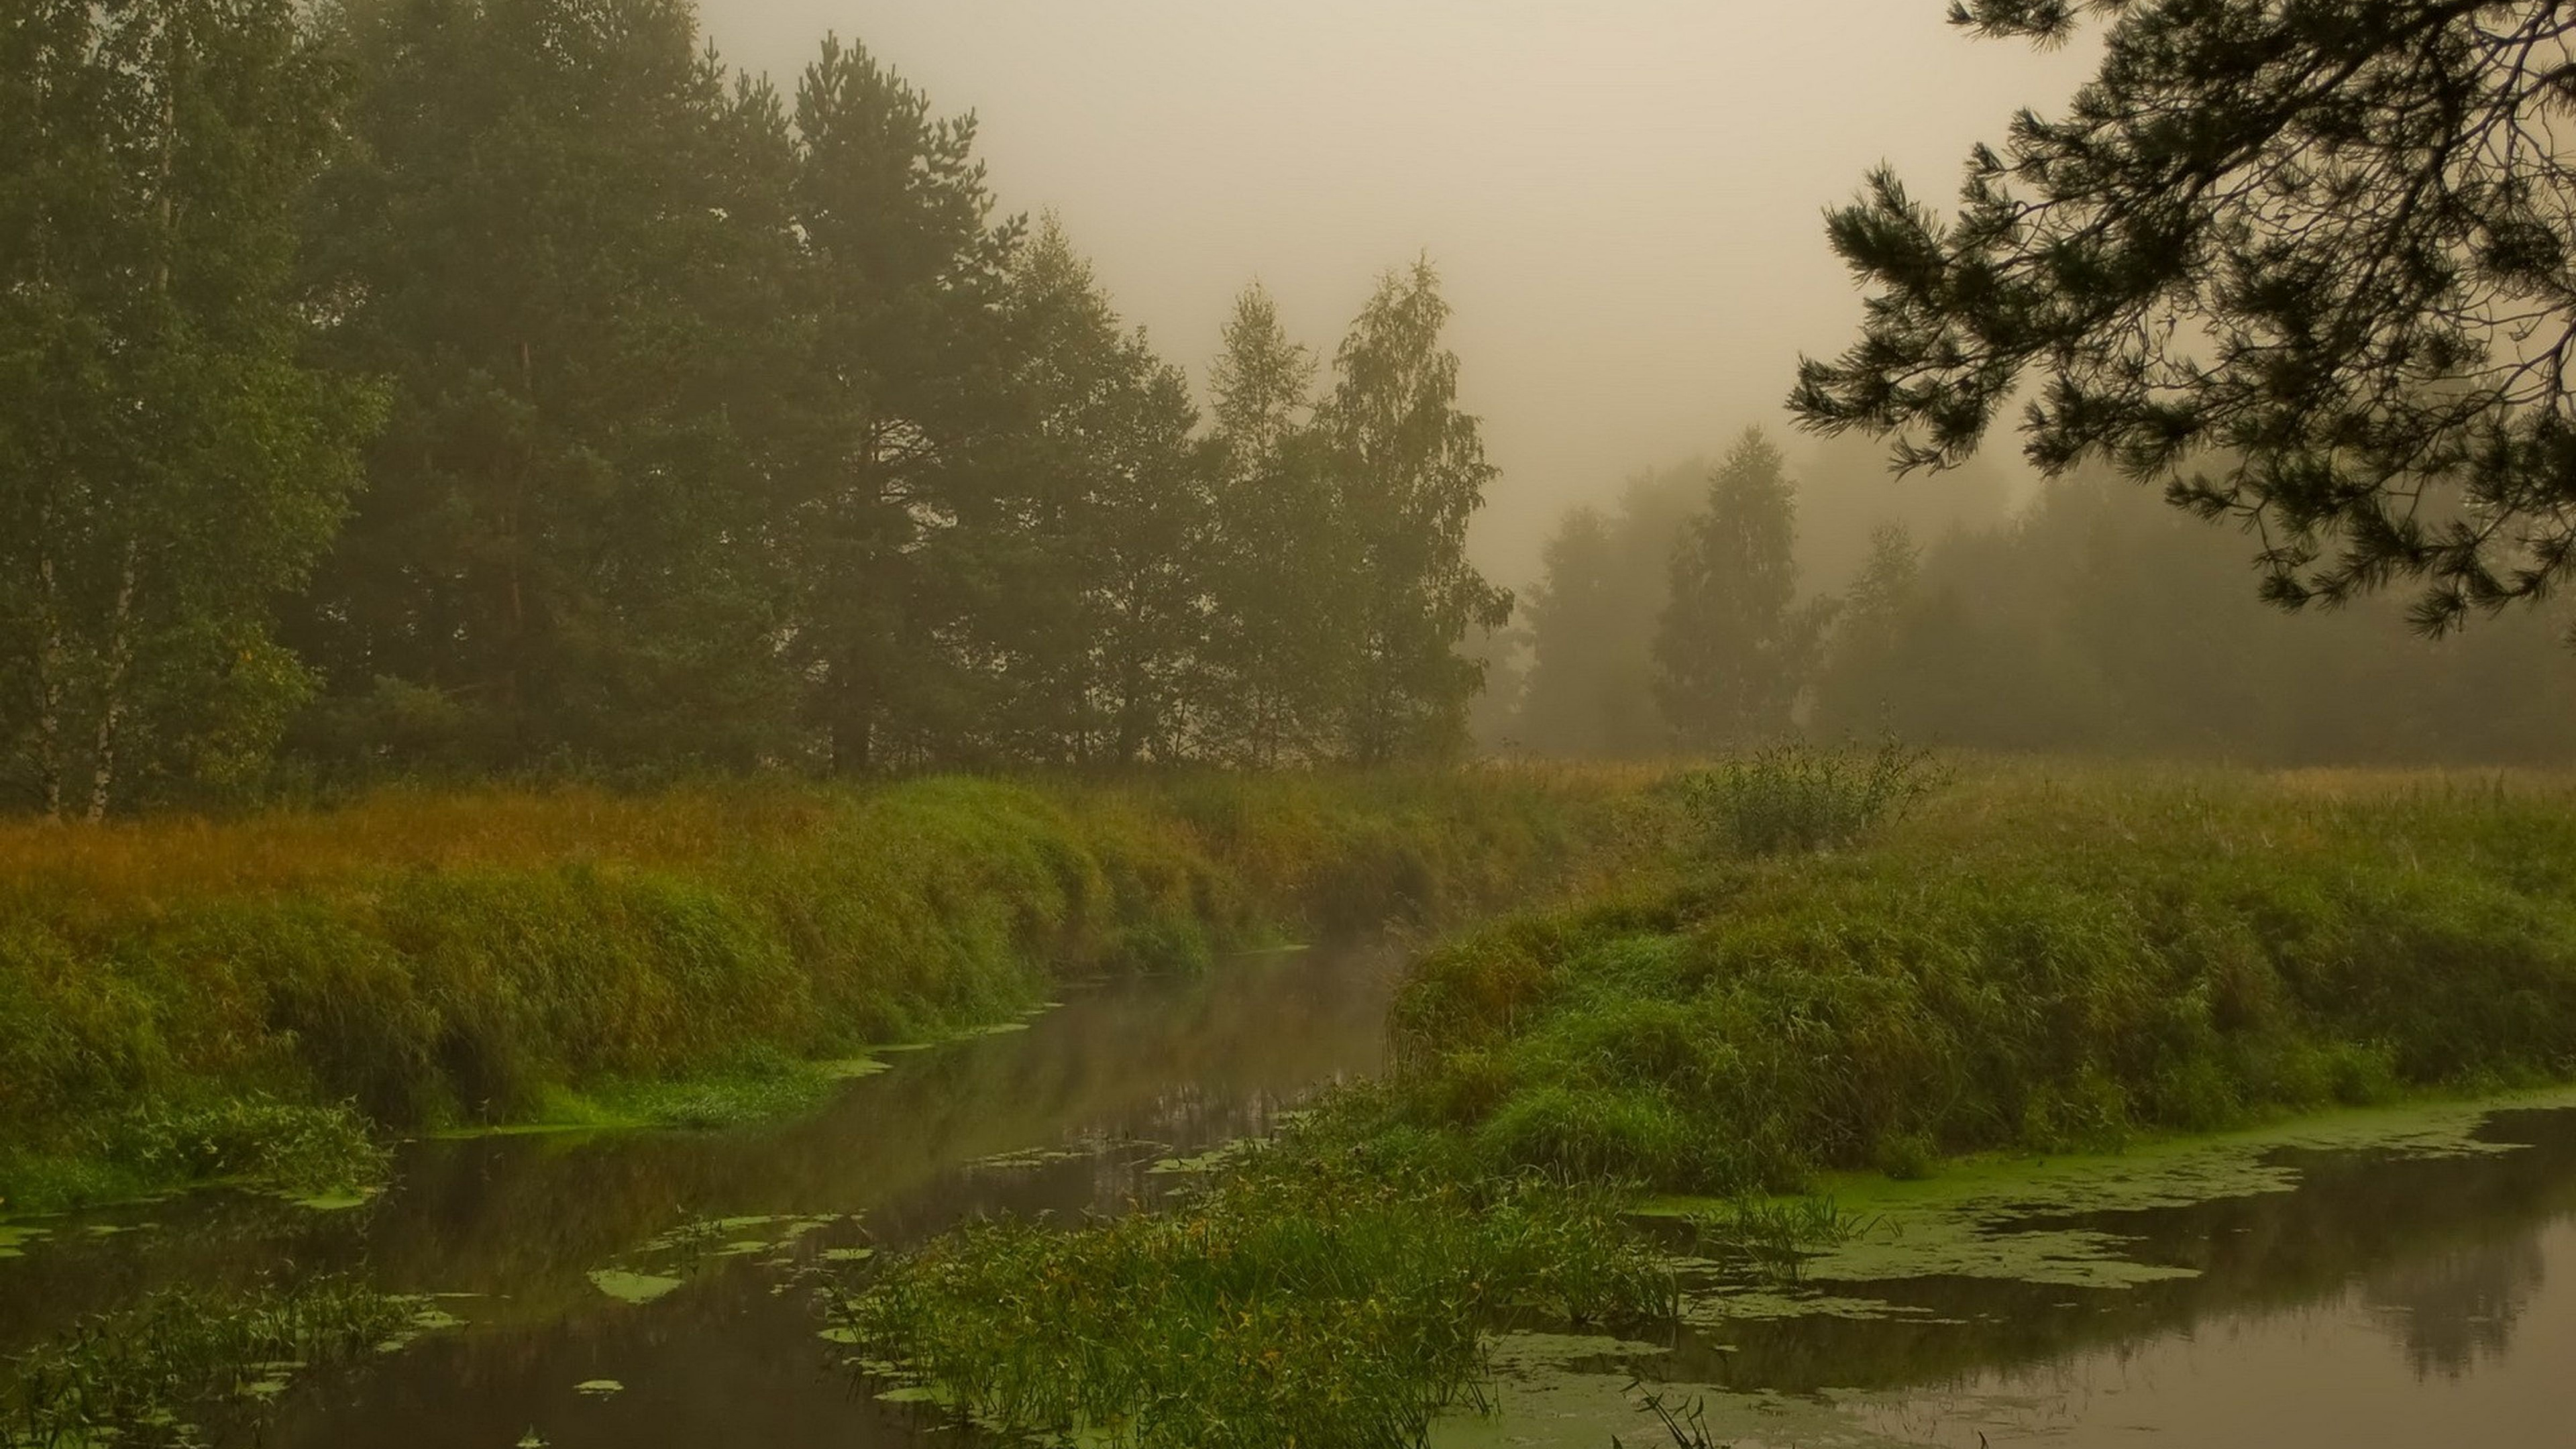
(0, 945, 1401, 1448)
(7, 947, 2576, 1448)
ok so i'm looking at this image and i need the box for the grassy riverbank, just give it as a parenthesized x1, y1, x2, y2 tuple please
(0, 769, 1665, 1216)
(839, 759, 2576, 1448)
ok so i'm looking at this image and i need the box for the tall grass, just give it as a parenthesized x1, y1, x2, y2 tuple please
(0, 769, 1660, 1211)
(1385, 762, 2576, 1193)
(2, 1276, 419, 1448)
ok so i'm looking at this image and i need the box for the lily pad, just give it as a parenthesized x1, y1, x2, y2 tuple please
(586, 1269, 682, 1305)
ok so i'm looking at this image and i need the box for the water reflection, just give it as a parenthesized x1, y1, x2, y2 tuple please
(2363, 1235, 2546, 1379)
(1672, 1107, 2576, 1447)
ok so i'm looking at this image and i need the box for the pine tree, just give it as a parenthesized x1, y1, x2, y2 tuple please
(784, 32, 1020, 773)
(1653, 429, 1833, 750)
(985, 220, 1209, 763)
(1317, 262, 1513, 764)
(289, 0, 806, 771)
(0, 0, 378, 816)
(1794, 1, 2576, 638)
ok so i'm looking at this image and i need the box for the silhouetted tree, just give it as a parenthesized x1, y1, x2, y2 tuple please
(1654, 430, 1833, 749)
(1203, 284, 1344, 765)
(1319, 262, 1513, 764)
(1517, 462, 1705, 757)
(1812, 524, 1921, 737)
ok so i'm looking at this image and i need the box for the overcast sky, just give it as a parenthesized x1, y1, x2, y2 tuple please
(693, 1, 2100, 585)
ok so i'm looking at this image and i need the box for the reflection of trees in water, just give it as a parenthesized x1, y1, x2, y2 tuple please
(2363, 1234, 2548, 1379)
(1665, 1110, 2576, 1395)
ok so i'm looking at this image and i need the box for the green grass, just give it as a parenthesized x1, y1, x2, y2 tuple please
(0, 769, 1663, 1215)
(1, 1275, 427, 1448)
(1384, 761, 2576, 1195)
(830, 1129, 1672, 1449)
(842, 757, 2576, 1447)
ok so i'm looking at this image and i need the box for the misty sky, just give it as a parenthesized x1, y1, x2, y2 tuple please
(694, 2, 2100, 586)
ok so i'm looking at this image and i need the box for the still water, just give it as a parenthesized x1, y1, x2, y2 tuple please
(5, 948, 2575, 1448)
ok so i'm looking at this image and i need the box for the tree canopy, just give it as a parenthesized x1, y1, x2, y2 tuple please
(1792, 1, 2576, 636)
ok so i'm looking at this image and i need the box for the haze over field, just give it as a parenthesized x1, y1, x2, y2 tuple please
(695, 1, 2099, 580)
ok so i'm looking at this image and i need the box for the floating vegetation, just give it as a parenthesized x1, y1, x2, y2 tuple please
(830, 1138, 1672, 1449)
(585, 1269, 684, 1306)
(0, 1277, 436, 1449)
(584, 1212, 851, 1305)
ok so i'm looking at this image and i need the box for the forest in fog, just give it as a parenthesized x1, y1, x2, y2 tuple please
(10, 0, 2576, 822)
(1494, 433, 2576, 765)
(2, 0, 1510, 815)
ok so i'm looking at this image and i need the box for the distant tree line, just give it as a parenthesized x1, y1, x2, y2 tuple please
(0, 0, 1511, 815)
(1506, 431, 2576, 765)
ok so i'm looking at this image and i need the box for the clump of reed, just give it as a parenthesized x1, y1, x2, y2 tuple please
(830, 1129, 1672, 1449)
(1, 1276, 418, 1448)
(1664, 737, 1945, 857)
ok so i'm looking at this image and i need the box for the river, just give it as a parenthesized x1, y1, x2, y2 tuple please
(3, 946, 2572, 1448)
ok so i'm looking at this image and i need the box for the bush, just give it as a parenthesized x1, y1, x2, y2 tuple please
(1666, 738, 1945, 857)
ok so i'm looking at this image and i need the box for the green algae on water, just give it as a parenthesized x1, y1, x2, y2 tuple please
(1654, 1089, 2576, 1314)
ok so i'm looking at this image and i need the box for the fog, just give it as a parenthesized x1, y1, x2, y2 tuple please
(694, 1, 2099, 585)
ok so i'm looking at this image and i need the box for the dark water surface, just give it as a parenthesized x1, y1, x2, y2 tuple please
(8, 949, 2576, 1448)
(1, 947, 1399, 1448)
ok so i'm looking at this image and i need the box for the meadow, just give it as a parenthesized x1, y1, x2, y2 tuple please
(0, 769, 1666, 1215)
(839, 755, 2576, 1448)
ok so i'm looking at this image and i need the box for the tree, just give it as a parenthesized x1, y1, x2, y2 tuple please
(1792, 1, 2576, 638)
(0, 0, 377, 816)
(1516, 461, 1706, 757)
(1318, 262, 1514, 764)
(981, 219, 1210, 764)
(1202, 284, 1344, 765)
(290, 0, 806, 771)
(1654, 429, 1833, 749)
(785, 33, 1020, 773)
(1812, 524, 1922, 737)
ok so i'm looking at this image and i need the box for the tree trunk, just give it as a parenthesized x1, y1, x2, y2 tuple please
(830, 644, 874, 777)
(34, 549, 66, 820)
(86, 539, 138, 823)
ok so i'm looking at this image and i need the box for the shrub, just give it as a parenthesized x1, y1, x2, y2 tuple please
(1666, 738, 1945, 857)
